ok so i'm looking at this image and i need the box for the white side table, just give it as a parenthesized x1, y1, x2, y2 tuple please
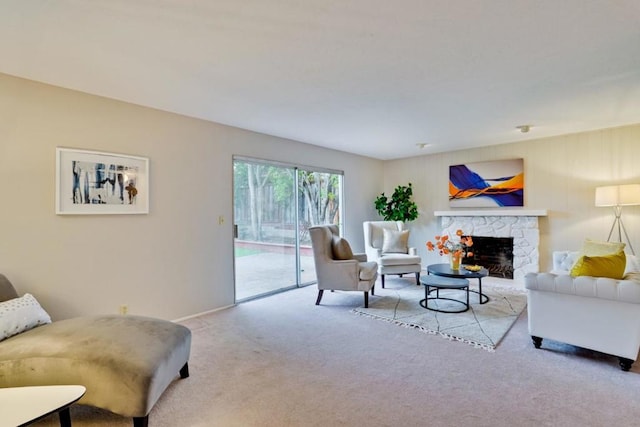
(0, 385, 86, 427)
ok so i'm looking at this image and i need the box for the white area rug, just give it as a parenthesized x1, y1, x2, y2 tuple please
(353, 280, 527, 351)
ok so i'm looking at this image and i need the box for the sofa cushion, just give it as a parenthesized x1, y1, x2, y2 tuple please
(625, 254, 640, 274)
(0, 294, 51, 342)
(382, 229, 409, 254)
(331, 235, 354, 260)
(378, 253, 421, 266)
(570, 251, 626, 280)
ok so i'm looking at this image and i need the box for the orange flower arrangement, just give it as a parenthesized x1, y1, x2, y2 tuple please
(426, 229, 474, 258)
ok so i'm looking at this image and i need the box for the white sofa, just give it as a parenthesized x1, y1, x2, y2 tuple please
(525, 251, 640, 370)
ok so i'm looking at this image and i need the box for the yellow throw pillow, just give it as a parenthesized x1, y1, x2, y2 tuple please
(570, 251, 626, 279)
(581, 239, 626, 257)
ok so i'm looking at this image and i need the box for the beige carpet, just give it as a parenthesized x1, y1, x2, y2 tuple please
(353, 279, 527, 350)
(31, 277, 640, 427)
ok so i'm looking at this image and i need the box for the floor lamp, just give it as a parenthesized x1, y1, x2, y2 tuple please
(595, 184, 640, 255)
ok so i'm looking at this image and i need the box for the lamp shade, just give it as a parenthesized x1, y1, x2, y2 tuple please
(619, 184, 640, 206)
(595, 185, 620, 207)
(595, 184, 640, 207)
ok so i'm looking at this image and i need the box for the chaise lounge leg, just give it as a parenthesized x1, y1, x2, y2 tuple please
(180, 362, 190, 379)
(415, 272, 420, 286)
(315, 290, 324, 305)
(619, 357, 633, 371)
(371, 284, 375, 296)
(59, 408, 71, 427)
(381, 275, 385, 289)
(364, 291, 369, 308)
(531, 336, 543, 349)
(133, 415, 149, 427)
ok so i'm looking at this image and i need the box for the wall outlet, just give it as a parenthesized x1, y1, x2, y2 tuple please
(119, 304, 129, 315)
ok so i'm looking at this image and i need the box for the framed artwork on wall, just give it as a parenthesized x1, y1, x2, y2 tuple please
(56, 147, 149, 215)
(449, 158, 524, 208)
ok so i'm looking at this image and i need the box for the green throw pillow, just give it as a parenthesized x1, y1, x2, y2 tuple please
(570, 251, 626, 279)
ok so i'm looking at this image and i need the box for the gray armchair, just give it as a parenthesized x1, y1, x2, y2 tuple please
(363, 221, 422, 288)
(309, 225, 378, 308)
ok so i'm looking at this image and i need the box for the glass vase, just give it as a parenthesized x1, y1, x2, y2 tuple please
(449, 252, 462, 270)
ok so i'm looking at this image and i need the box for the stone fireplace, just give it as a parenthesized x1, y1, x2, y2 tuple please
(435, 209, 547, 282)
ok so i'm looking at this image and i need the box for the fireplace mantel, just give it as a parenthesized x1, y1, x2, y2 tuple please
(434, 209, 547, 217)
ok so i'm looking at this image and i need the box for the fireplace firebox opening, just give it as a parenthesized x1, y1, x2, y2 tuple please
(464, 236, 514, 279)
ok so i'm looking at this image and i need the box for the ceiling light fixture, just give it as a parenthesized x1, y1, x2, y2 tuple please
(516, 125, 531, 133)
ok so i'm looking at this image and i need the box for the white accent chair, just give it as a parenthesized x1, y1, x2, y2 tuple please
(363, 221, 422, 288)
(309, 225, 378, 308)
(525, 251, 640, 371)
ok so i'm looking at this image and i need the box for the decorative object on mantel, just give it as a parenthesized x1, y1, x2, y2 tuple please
(352, 277, 527, 351)
(449, 158, 524, 208)
(56, 148, 149, 215)
(426, 230, 473, 270)
(595, 184, 640, 255)
(374, 183, 419, 222)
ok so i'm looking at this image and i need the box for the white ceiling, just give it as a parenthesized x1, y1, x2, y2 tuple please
(1, 1, 640, 160)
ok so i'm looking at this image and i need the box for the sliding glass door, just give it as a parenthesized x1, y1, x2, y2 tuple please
(233, 157, 343, 301)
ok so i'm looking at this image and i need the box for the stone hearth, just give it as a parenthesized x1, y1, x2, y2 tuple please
(434, 210, 547, 282)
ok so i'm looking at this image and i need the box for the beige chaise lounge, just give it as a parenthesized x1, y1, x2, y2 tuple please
(0, 274, 191, 426)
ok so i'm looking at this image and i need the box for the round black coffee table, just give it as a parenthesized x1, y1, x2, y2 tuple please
(419, 275, 470, 313)
(427, 263, 490, 304)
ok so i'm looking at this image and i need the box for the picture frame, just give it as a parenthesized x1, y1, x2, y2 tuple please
(449, 158, 524, 208)
(56, 147, 149, 215)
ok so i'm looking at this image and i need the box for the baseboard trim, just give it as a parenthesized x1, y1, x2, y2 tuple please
(172, 304, 235, 323)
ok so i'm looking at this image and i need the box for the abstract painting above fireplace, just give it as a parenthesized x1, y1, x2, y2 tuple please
(449, 158, 524, 208)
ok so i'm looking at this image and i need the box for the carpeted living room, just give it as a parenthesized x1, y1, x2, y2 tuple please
(2, 2, 640, 427)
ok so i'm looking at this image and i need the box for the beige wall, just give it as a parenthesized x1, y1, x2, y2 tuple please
(3, 72, 639, 319)
(0, 73, 383, 320)
(384, 125, 640, 274)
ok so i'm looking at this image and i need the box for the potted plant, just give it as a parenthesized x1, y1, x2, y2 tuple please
(374, 183, 419, 222)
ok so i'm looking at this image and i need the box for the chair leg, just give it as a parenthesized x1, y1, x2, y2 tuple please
(315, 290, 324, 305)
(381, 274, 385, 288)
(415, 272, 420, 286)
(371, 284, 375, 295)
(364, 291, 369, 308)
